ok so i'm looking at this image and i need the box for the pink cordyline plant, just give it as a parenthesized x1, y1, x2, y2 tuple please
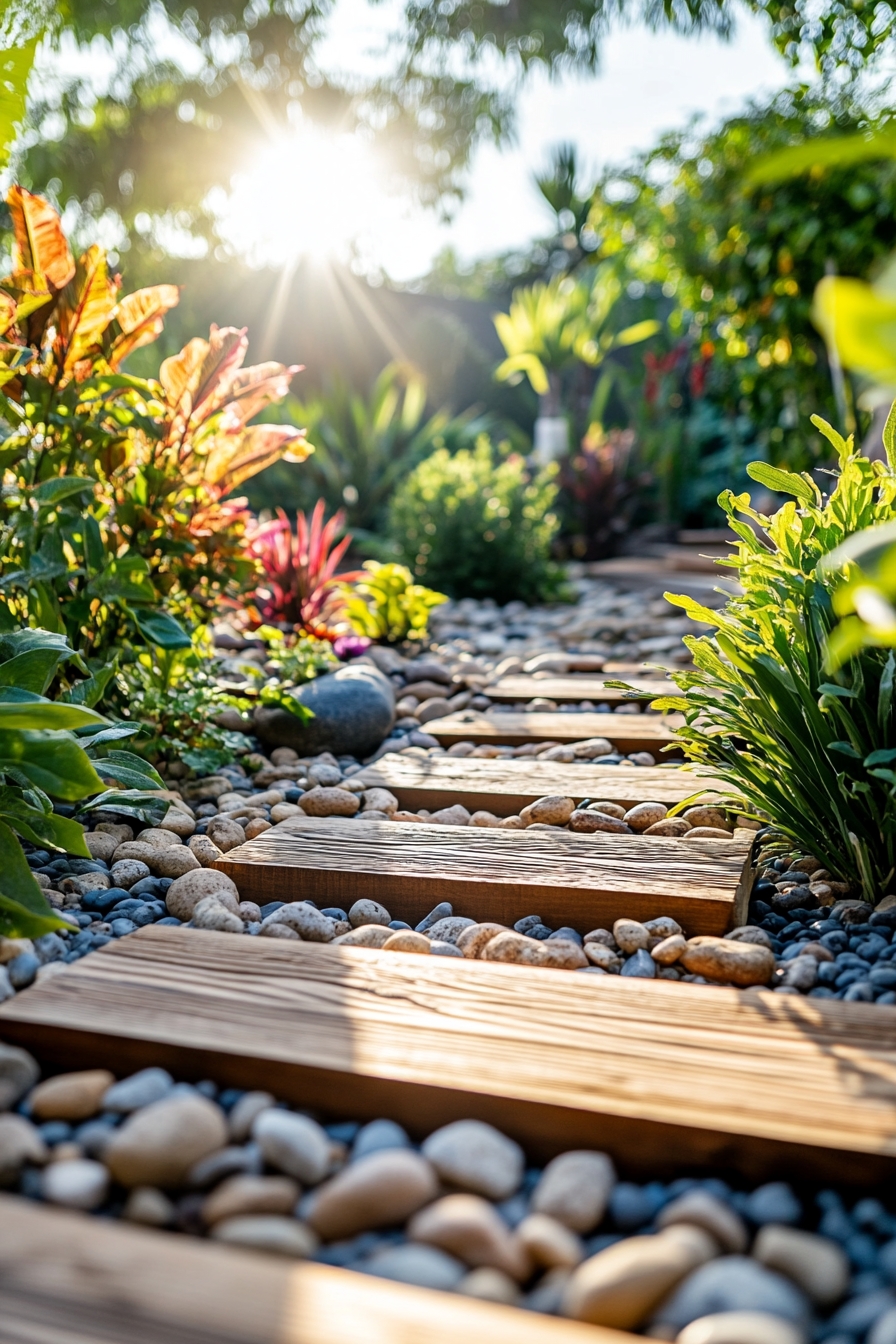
(247, 500, 361, 640)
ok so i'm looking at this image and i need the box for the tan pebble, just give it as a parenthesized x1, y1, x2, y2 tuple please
(520, 796, 576, 827)
(299, 787, 360, 818)
(429, 804, 472, 826)
(205, 816, 247, 852)
(540, 939, 588, 970)
(752, 1224, 849, 1306)
(96, 822, 133, 843)
(267, 803, 298, 822)
(561, 1224, 718, 1328)
(532, 1151, 616, 1233)
(29, 1070, 115, 1123)
(332, 925, 394, 948)
(613, 918, 651, 954)
(244, 818, 272, 840)
(584, 929, 617, 948)
(260, 923, 300, 940)
(657, 1189, 747, 1252)
(307, 1150, 439, 1241)
(383, 930, 431, 954)
(585, 943, 622, 970)
(469, 811, 503, 827)
(201, 1174, 299, 1225)
(84, 832, 118, 861)
(589, 801, 626, 819)
(499, 815, 525, 829)
(422, 1119, 523, 1200)
(798, 940, 833, 962)
(47, 1141, 84, 1163)
(409, 1194, 530, 1280)
(160, 809, 195, 838)
(245, 790, 285, 807)
(211, 1215, 318, 1257)
(239, 901, 262, 923)
(228, 1092, 275, 1142)
(417, 697, 452, 724)
(187, 835, 224, 867)
(391, 811, 429, 824)
(684, 827, 735, 840)
(270, 747, 299, 765)
(0, 1113, 48, 1182)
(683, 806, 733, 831)
(166, 868, 240, 921)
(110, 859, 150, 889)
(153, 846, 202, 878)
(348, 899, 391, 928)
(675, 1311, 807, 1344)
(0, 937, 34, 965)
(726, 926, 773, 949)
(808, 883, 833, 905)
(526, 822, 566, 831)
(572, 738, 613, 758)
(517, 1213, 586, 1269)
(569, 810, 632, 834)
(624, 802, 668, 832)
(481, 931, 546, 966)
(651, 934, 687, 965)
(680, 936, 775, 987)
(104, 1094, 228, 1188)
(458, 1267, 521, 1303)
(645, 818, 692, 837)
(123, 1185, 176, 1226)
(112, 841, 156, 865)
(644, 916, 683, 939)
(192, 896, 244, 933)
(137, 827, 184, 849)
(456, 923, 507, 959)
(362, 788, 399, 815)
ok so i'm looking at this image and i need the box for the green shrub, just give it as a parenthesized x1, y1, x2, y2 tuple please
(649, 414, 896, 902)
(389, 438, 564, 604)
(344, 563, 447, 645)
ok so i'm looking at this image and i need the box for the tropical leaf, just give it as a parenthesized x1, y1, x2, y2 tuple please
(0, 820, 67, 938)
(0, 699, 103, 730)
(0, 787, 89, 854)
(131, 608, 192, 649)
(748, 129, 896, 187)
(32, 475, 97, 507)
(0, 727, 105, 798)
(91, 749, 164, 791)
(106, 284, 180, 369)
(746, 461, 819, 504)
(7, 184, 74, 291)
(0, 39, 36, 170)
(54, 244, 120, 375)
(203, 423, 311, 491)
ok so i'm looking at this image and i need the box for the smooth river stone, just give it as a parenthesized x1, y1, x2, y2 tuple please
(104, 1094, 228, 1188)
(657, 1190, 748, 1253)
(651, 934, 687, 965)
(569, 810, 631, 834)
(211, 1216, 318, 1257)
(382, 930, 431, 953)
(252, 1109, 331, 1184)
(348, 899, 392, 928)
(307, 1149, 439, 1241)
(520, 796, 576, 827)
(562, 1225, 719, 1329)
(42, 1158, 109, 1210)
(457, 923, 508, 959)
(481, 931, 546, 966)
(422, 1119, 523, 1200)
(29, 1069, 115, 1122)
(362, 1243, 466, 1291)
(752, 1225, 849, 1306)
(333, 925, 394, 949)
(613, 919, 651, 954)
(153, 846, 201, 878)
(262, 902, 338, 941)
(299, 786, 360, 818)
(166, 869, 240, 921)
(424, 916, 476, 945)
(517, 1213, 586, 1269)
(103, 1068, 174, 1113)
(193, 897, 244, 932)
(540, 939, 588, 970)
(532, 1150, 617, 1233)
(676, 1312, 807, 1344)
(680, 937, 776, 987)
(205, 816, 247, 853)
(409, 1194, 531, 1280)
(0, 1113, 47, 1184)
(201, 1174, 300, 1225)
(652, 1256, 811, 1333)
(623, 802, 668, 832)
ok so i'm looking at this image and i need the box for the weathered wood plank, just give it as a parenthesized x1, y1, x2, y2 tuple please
(487, 675, 672, 704)
(214, 815, 752, 935)
(426, 711, 684, 753)
(3, 925, 896, 1184)
(0, 1195, 628, 1344)
(352, 756, 726, 817)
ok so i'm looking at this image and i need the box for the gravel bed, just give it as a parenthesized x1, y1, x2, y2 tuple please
(1, 1043, 893, 1343)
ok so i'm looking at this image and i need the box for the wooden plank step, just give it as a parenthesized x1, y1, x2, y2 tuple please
(352, 756, 725, 817)
(486, 675, 671, 704)
(215, 816, 751, 936)
(0, 1194, 626, 1344)
(426, 711, 684, 754)
(3, 924, 896, 1184)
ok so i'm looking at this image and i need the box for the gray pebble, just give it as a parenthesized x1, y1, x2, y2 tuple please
(8, 953, 40, 990)
(102, 1067, 175, 1113)
(430, 941, 465, 958)
(352, 1119, 412, 1162)
(415, 902, 453, 933)
(653, 1255, 811, 1331)
(744, 1183, 801, 1226)
(621, 949, 656, 979)
(425, 916, 476, 945)
(33, 933, 67, 963)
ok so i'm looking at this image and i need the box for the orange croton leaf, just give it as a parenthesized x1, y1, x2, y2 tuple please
(107, 284, 180, 369)
(202, 424, 311, 491)
(222, 361, 303, 429)
(159, 336, 208, 416)
(54, 244, 121, 377)
(7, 186, 75, 292)
(0, 291, 16, 337)
(190, 325, 249, 423)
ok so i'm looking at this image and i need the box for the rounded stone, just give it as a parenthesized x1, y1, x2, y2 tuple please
(457, 923, 508, 959)
(481, 931, 546, 966)
(252, 666, 395, 758)
(430, 940, 464, 957)
(469, 811, 502, 827)
(585, 943, 622, 970)
(752, 1224, 849, 1306)
(333, 925, 393, 948)
(84, 832, 118, 862)
(244, 819, 272, 840)
(42, 1157, 109, 1210)
(206, 817, 247, 853)
(262, 903, 338, 941)
(138, 828, 184, 850)
(193, 897, 244, 933)
(251, 1109, 331, 1184)
(562, 1224, 719, 1329)
(409, 1194, 531, 1280)
(570, 810, 633, 834)
(362, 1243, 465, 1291)
(153, 846, 202, 879)
(0, 1042, 39, 1110)
(211, 1215, 318, 1257)
(29, 1069, 115, 1122)
(424, 916, 476, 945)
(352, 1118, 411, 1161)
(683, 806, 733, 831)
(587, 801, 627, 819)
(429, 804, 472, 826)
(383, 930, 431, 954)
(362, 788, 399, 816)
(657, 1190, 748, 1253)
(644, 916, 683, 939)
(680, 937, 775, 987)
(160, 809, 196, 838)
(540, 940, 589, 970)
(104, 1093, 228, 1188)
(188, 835, 225, 867)
(520, 797, 576, 827)
(676, 1312, 807, 1344)
(614, 919, 651, 954)
(532, 1150, 617, 1233)
(624, 803, 668, 832)
(653, 1255, 811, 1333)
(0, 1113, 47, 1184)
(166, 869, 240, 921)
(112, 842, 157, 866)
(652, 934, 688, 965)
(297, 787, 360, 818)
(201, 1174, 300, 1225)
(645, 817, 693, 837)
(123, 1185, 176, 1226)
(228, 1091, 274, 1142)
(307, 1149, 439, 1241)
(348, 899, 391, 929)
(422, 1119, 524, 1200)
(685, 827, 736, 840)
(110, 860, 151, 889)
(103, 1068, 174, 1113)
(459, 1267, 521, 1304)
(517, 1213, 586, 1269)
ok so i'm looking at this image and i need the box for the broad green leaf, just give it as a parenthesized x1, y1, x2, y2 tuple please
(865, 749, 896, 767)
(76, 722, 140, 746)
(746, 461, 818, 505)
(0, 39, 37, 170)
(0, 786, 89, 855)
(33, 475, 97, 506)
(93, 749, 164, 790)
(78, 788, 168, 824)
(59, 660, 117, 708)
(0, 628, 72, 659)
(0, 646, 63, 694)
(0, 699, 104, 729)
(0, 818, 67, 938)
(0, 728, 105, 798)
(884, 400, 896, 472)
(747, 129, 896, 187)
(813, 276, 896, 386)
(816, 683, 860, 698)
(131, 608, 193, 649)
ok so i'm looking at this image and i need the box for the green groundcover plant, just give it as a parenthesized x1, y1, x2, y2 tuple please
(647, 413, 896, 902)
(343, 562, 447, 645)
(390, 436, 565, 605)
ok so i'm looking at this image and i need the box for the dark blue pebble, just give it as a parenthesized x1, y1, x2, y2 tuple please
(326, 1121, 360, 1144)
(513, 915, 543, 935)
(8, 952, 40, 989)
(549, 927, 583, 946)
(321, 908, 348, 922)
(284, 788, 304, 803)
(38, 1120, 72, 1144)
(26, 850, 51, 867)
(130, 876, 167, 898)
(218, 1089, 244, 1112)
(610, 1182, 660, 1230)
(91, 934, 113, 946)
(260, 902, 285, 919)
(34, 933, 67, 961)
(388, 920, 412, 931)
(82, 888, 131, 913)
(109, 918, 138, 937)
(843, 981, 875, 1001)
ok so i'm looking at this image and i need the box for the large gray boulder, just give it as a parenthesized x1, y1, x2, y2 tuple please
(252, 665, 395, 758)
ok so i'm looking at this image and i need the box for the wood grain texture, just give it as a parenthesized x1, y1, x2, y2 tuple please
(352, 756, 727, 817)
(487, 675, 672, 703)
(4, 926, 896, 1185)
(214, 815, 752, 935)
(0, 1195, 631, 1344)
(426, 711, 684, 753)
